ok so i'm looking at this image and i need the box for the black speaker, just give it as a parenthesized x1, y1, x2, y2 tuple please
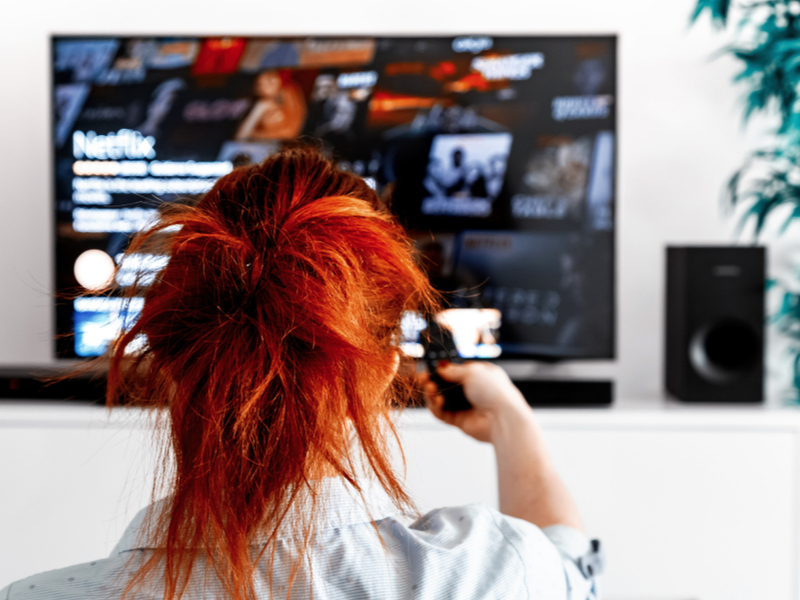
(665, 246, 765, 402)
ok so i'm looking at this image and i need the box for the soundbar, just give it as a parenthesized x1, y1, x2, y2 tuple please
(0, 369, 613, 407)
(0, 368, 105, 403)
(512, 379, 613, 407)
(406, 378, 613, 408)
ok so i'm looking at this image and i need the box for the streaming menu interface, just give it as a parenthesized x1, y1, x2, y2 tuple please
(53, 35, 615, 359)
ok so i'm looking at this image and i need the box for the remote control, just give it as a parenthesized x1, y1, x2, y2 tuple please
(422, 318, 472, 412)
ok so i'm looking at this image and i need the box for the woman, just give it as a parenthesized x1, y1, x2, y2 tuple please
(235, 71, 307, 141)
(1, 147, 601, 600)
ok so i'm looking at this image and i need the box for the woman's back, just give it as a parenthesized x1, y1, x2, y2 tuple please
(1, 147, 602, 600)
(2, 478, 580, 600)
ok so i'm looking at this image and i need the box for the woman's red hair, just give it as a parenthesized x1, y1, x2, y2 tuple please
(108, 146, 438, 600)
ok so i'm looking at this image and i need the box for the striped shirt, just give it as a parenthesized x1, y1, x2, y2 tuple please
(0, 478, 600, 599)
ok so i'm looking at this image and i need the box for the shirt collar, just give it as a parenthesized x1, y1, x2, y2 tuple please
(111, 477, 400, 555)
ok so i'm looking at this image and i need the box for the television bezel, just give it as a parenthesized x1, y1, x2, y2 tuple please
(50, 33, 618, 362)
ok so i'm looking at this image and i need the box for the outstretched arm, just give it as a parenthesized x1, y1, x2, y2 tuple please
(421, 361, 582, 531)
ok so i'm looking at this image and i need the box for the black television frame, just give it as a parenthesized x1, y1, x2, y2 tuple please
(50, 33, 617, 362)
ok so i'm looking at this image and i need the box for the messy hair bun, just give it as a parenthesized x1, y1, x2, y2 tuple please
(109, 146, 438, 600)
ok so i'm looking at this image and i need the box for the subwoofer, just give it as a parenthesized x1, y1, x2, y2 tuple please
(665, 246, 765, 402)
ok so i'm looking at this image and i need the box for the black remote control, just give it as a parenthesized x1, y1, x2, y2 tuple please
(422, 318, 472, 412)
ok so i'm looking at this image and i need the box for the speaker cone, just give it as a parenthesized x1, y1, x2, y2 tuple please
(688, 318, 760, 384)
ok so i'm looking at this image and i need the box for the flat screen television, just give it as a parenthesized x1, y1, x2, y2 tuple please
(52, 35, 616, 361)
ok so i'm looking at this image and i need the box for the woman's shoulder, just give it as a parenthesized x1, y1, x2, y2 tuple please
(387, 504, 601, 600)
(374, 503, 553, 558)
(368, 504, 569, 598)
(403, 503, 549, 539)
(0, 554, 134, 600)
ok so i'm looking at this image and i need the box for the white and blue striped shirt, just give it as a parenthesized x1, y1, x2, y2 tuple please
(0, 478, 600, 599)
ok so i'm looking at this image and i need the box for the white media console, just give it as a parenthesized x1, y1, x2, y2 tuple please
(0, 399, 797, 600)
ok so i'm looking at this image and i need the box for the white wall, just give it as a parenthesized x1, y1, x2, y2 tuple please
(0, 0, 776, 399)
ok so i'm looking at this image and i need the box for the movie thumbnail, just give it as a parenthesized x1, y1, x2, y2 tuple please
(421, 133, 513, 218)
(399, 308, 502, 359)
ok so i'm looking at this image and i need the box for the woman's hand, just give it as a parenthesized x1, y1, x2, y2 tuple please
(419, 361, 532, 443)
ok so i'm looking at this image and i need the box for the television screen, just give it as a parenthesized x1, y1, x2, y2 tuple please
(53, 35, 616, 360)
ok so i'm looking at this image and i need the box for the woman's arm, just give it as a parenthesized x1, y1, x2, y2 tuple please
(422, 361, 583, 531)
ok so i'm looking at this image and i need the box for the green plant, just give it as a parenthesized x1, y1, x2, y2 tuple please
(693, 0, 800, 396)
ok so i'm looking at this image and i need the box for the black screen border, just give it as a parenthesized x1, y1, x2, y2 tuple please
(50, 33, 617, 362)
